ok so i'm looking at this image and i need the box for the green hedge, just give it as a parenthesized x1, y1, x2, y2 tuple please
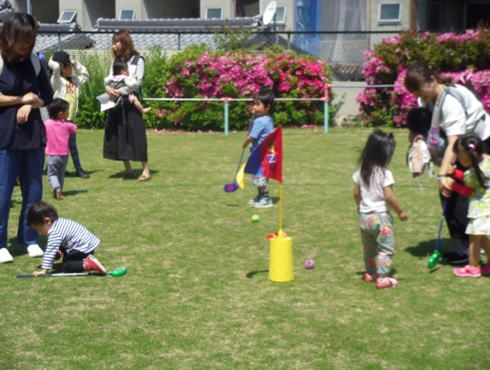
(75, 46, 336, 131)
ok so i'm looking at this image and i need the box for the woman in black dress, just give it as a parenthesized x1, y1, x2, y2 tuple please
(103, 30, 151, 181)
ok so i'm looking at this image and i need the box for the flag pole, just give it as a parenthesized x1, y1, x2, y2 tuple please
(278, 182, 284, 237)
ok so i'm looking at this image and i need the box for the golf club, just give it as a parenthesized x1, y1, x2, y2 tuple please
(223, 147, 246, 192)
(17, 266, 128, 278)
(427, 199, 447, 269)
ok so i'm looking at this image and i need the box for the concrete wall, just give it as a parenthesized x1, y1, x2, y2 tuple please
(11, 0, 26, 12)
(33, 0, 59, 23)
(12, 0, 59, 23)
(144, 0, 199, 18)
(237, 0, 259, 16)
(84, 0, 115, 28)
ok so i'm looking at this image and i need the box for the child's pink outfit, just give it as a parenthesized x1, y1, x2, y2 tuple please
(45, 119, 77, 193)
(45, 119, 77, 156)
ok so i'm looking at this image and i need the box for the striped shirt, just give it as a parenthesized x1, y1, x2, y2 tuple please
(41, 218, 100, 270)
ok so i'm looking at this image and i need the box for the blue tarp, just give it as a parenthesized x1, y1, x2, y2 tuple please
(294, 0, 322, 56)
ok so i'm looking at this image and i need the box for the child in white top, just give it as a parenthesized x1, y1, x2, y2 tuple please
(44, 98, 77, 200)
(103, 57, 150, 115)
(452, 134, 490, 277)
(353, 130, 408, 289)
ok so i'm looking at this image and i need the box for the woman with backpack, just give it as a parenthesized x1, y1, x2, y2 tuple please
(0, 13, 53, 263)
(103, 30, 151, 182)
(405, 60, 490, 265)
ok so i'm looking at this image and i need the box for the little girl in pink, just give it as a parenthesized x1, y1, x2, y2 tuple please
(44, 98, 77, 200)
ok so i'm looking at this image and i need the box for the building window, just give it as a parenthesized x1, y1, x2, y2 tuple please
(119, 9, 135, 20)
(57, 10, 77, 24)
(378, 3, 402, 24)
(206, 8, 223, 19)
(275, 6, 287, 23)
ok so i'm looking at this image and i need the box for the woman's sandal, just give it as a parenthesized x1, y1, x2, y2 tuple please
(137, 173, 152, 182)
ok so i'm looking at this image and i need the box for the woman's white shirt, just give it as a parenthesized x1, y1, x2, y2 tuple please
(420, 84, 490, 140)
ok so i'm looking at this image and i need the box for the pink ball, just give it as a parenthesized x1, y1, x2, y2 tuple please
(304, 258, 315, 269)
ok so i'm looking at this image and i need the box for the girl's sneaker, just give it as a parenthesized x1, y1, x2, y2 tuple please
(362, 272, 378, 282)
(375, 277, 398, 289)
(453, 265, 481, 277)
(481, 262, 490, 276)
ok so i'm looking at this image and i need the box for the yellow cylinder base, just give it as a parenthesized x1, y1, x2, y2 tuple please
(268, 235, 294, 282)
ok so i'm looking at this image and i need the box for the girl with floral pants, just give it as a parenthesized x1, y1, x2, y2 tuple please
(360, 213, 395, 277)
(353, 130, 408, 289)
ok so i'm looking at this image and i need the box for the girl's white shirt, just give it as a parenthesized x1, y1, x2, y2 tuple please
(353, 167, 394, 213)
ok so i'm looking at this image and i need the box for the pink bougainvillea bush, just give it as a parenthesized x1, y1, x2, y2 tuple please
(357, 28, 490, 127)
(144, 45, 333, 131)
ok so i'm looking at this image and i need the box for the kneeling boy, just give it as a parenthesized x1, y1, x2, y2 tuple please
(27, 201, 106, 276)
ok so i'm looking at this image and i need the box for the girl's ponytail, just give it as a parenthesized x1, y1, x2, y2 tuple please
(454, 134, 486, 188)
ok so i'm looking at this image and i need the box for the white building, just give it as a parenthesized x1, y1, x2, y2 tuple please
(8, 0, 489, 32)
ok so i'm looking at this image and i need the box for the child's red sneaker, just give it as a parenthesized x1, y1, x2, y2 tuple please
(83, 255, 107, 275)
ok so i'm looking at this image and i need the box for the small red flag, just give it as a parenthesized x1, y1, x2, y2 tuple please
(260, 126, 283, 183)
(245, 126, 283, 183)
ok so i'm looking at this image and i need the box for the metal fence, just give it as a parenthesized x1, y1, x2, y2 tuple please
(36, 30, 403, 81)
(145, 96, 331, 135)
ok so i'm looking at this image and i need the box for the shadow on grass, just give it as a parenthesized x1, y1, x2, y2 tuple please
(405, 238, 470, 269)
(405, 238, 454, 258)
(224, 196, 280, 208)
(108, 169, 158, 180)
(355, 268, 399, 278)
(62, 189, 89, 197)
(8, 235, 47, 257)
(246, 269, 268, 279)
(64, 169, 98, 178)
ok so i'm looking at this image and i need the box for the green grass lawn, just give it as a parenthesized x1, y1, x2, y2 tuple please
(1, 127, 488, 369)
